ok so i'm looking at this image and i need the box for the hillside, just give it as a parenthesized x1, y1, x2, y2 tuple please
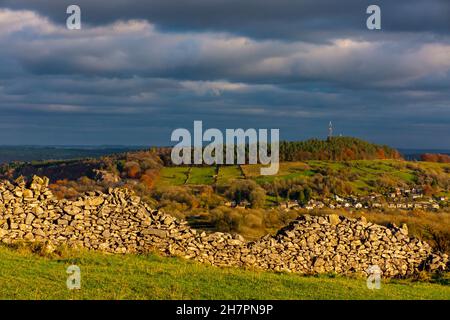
(0, 144, 449, 299)
(0, 245, 449, 299)
(0, 144, 448, 249)
(0, 137, 407, 199)
(280, 137, 402, 161)
(0, 149, 163, 200)
(421, 153, 450, 163)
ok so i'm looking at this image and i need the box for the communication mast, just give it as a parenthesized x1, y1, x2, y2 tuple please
(328, 121, 333, 140)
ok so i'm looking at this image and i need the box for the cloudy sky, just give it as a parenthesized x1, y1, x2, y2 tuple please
(0, 0, 449, 148)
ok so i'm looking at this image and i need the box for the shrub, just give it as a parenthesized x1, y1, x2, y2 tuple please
(225, 180, 266, 208)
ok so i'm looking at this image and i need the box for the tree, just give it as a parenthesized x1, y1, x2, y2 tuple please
(226, 180, 266, 208)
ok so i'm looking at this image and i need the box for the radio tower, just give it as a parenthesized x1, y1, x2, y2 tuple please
(328, 121, 333, 140)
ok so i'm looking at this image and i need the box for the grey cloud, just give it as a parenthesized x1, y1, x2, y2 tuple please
(1, 0, 449, 41)
(0, 2, 449, 148)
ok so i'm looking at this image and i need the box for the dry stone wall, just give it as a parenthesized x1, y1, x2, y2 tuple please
(0, 176, 448, 277)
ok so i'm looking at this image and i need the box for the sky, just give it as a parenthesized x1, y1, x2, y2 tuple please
(0, 0, 449, 148)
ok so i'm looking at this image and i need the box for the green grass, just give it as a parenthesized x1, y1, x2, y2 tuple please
(217, 166, 244, 185)
(0, 245, 449, 300)
(241, 160, 443, 195)
(391, 171, 416, 182)
(156, 167, 190, 186)
(156, 160, 449, 198)
(243, 162, 315, 184)
(157, 166, 242, 187)
(186, 167, 216, 185)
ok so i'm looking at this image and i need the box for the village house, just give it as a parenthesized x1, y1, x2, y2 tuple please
(238, 200, 251, 208)
(279, 200, 300, 210)
(274, 188, 446, 212)
(224, 201, 236, 207)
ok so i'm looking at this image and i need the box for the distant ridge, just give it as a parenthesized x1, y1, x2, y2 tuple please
(399, 149, 450, 161)
(0, 137, 404, 165)
(0, 146, 145, 164)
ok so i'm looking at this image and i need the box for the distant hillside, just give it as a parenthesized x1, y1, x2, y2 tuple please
(280, 137, 402, 161)
(399, 149, 450, 161)
(0, 137, 403, 201)
(0, 137, 402, 186)
(421, 153, 450, 163)
(0, 149, 163, 200)
(0, 146, 144, 164)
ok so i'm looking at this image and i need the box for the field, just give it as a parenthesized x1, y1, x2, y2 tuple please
(243, 162, 315, 184)
(216, 166, 244, 185)
(156, 167, 190, 186)
(1, 158, 449, 300)
(244, 160, 425, 190)
(0, 245, 449, 300)
(154, 160, 450, 197)
(156, 165, 244, 187)
(186, 167, 217, 185)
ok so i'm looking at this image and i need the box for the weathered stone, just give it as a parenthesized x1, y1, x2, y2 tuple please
(64, 206, 82, 215)
(24, 232, 34, 241)
(23, 189, 33, 198)
(34, 206, 44, 215)
(143, 228, 167, 238)
(25, 213, 35, 225)
(57, 219, 69, 226)
(85, 197, 104, 207)
(328, 214, 341, 225)
(0, 176, 446, 278)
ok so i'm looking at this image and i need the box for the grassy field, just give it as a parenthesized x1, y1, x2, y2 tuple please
(0, 245, 449, 300)
(186, 167, 216, 185)
(217, 166, 244, 185)
(152, 160, 450, 197)
(244, 162, 315, 184)
(242, 160, 450, 195)
(156, 167, 190, 186)
(156, 165, 243, 187)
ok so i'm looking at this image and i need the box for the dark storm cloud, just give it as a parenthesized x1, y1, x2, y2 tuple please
(0, 1, 449, 148)
(4, 21, 446, 89)
(1, 0, 449, 40)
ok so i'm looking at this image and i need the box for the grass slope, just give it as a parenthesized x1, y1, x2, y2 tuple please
(0, 245, 449, 300)
(186, 167, 216, 185)
(156, 167, 190, 186)
(153, 160, 449, 201)
(217, 166, 244, 185)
